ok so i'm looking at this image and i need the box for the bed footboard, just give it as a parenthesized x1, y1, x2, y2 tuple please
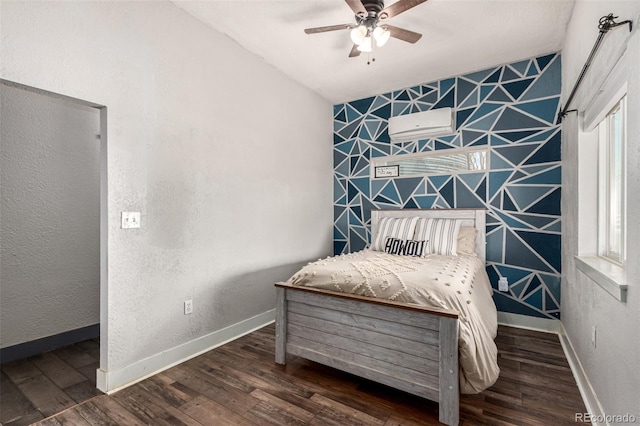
(275, 284, 460, 426)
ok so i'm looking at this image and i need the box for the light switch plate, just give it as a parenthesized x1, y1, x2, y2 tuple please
(121, 212, 141, 229)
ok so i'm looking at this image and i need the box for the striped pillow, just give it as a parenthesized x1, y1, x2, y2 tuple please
(371, 216, 419, 251)
(415, 218, 462, 256)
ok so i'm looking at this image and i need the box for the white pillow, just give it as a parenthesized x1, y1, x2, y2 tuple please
(457, 226, 478, 255)
(414, 218, 462, 256)
(371, 216, 419, 251)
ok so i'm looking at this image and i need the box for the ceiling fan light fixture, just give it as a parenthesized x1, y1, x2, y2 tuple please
(350, 24, 367, 45)
(373, 26, 390, 47)
(357, 36, 373, 52)
(303, 0, 427, 59)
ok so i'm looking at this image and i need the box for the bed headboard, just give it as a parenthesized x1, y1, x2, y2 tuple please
(370, 208, 486, 261)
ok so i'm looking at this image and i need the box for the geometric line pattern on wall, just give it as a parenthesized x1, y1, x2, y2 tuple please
(333, 53, 562, 319)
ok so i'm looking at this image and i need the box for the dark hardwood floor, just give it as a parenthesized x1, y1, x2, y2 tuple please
(1, 338, 101, 425)
(1, 325, 587, 425)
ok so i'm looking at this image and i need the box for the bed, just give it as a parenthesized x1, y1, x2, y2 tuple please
(274, 208, 499, 426)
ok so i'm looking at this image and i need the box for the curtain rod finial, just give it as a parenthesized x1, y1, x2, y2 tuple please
(598, 13, 633, 34)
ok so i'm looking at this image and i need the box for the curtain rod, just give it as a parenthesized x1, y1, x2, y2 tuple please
(557, 13, 632, 124)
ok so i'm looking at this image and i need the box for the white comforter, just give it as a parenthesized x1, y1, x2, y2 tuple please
(286, 249, 500, 394)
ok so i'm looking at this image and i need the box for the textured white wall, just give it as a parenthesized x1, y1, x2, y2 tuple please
(0, 1, 333, 373)
(0, 84, 100, 348)
(561, 1, 640, 419)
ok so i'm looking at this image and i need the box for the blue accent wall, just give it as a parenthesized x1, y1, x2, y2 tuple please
(333, 53, 562, 319)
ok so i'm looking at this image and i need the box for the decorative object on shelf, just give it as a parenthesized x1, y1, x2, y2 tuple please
(374, 165, 400, 178)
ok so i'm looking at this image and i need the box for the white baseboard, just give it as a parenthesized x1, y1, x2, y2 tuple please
(497, 313, 605, 426)
(558, 323, 606, 426)
(96, 309, 275, 394)
(497, 311, 562, 334)
(95, 308, 604, 425)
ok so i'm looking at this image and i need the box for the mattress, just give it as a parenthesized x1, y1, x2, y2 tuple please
(285, 249, 500, 394)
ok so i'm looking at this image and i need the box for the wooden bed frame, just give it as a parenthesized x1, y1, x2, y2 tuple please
(275, 208, 486, 426)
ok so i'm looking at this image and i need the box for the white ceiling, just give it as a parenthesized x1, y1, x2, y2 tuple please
(173, 0, 575, 104)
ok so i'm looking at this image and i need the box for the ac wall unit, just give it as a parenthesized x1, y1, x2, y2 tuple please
(388, 107, 455, 143)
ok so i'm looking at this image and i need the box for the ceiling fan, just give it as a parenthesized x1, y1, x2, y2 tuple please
(304, 0, 428, 58)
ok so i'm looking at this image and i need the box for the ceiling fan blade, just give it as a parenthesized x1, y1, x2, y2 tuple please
(349, 44, 362, 58)
(386, 24, 423, 43)
(379, 0, 428, 20)
(345, 0, 366, 15)
(304, 24, 355, 34)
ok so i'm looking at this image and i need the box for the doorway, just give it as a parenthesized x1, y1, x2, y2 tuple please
(0, 80, 107, 423)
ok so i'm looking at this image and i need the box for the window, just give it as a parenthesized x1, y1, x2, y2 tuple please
(574, 48, 628, 302)
(598, 96, 626, 264)
(371, 148, 488, 178)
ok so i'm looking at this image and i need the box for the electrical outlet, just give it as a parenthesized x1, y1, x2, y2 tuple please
(498, 277, 509, 292)
(592, 326, 597, 348)
(184, 300, 193, 315)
